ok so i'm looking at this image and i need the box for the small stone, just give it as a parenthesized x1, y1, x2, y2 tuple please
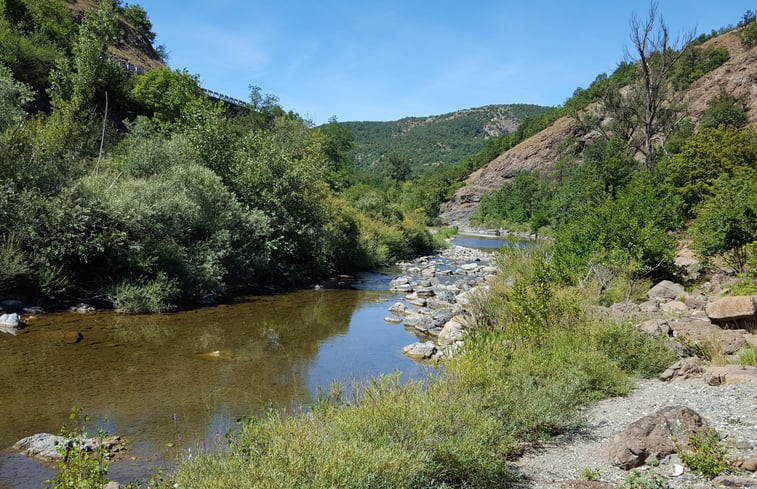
(742, 459, 757, 472)
(384, 316, 402, 324)
(392, 284, 413, 293)
(671, 464, 684, 477)
(388, 302, 407, 314)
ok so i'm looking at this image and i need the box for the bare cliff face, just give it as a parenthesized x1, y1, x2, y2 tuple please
(440, 30, 757, 226)
(685, 32, 757, 126)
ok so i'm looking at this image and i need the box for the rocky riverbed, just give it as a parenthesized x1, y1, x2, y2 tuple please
(384, 243, 498, 361)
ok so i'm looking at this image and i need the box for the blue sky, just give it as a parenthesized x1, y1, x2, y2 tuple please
(138, 1, 753, 124)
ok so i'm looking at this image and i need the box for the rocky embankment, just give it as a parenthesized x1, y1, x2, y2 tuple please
(386, 243, 757, 488)
(513, 280, 757, 489)
(383, 244, 497, 361)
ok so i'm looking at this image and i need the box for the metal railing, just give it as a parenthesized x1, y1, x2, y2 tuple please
(105, 54, 248, 109)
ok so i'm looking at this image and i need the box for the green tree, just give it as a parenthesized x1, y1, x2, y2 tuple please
(316, 116, 355, 189)
(664, 126, 757, 212)
(119, 3, 155, 43)
(698, 92, 748, 129)
(691, 169, 757, 274)
(0, 62, 33, 130)
(384, 152, 411, 181)
(130, 68, 208, 125)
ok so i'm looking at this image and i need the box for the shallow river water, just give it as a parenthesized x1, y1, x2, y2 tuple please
(0, 271, 433, 488)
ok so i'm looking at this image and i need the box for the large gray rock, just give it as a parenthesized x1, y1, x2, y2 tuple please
(416, 287, 436, 299)
(13, 433, 125, 462)
(637, 318, 671, 337)
(659, 357, 705, 381)
(660, 300, 689, 315)
(706, 296, 756, 323)
(438, 316, 467, 346)
(0, 313, 20, 327)
(608, 406, 706, 469)
(669, 317, 747, 355)
(706, 365, 757, 386)
(0, 313, 21, 335)
(401, 341, 437, 360)
(647, 280, 685, 300)
(388, 302, 407, 314)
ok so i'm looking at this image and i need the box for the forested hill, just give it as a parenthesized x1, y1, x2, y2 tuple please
(340, 104, 550, 177)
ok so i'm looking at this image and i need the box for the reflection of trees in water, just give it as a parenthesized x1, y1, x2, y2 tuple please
(0, 288, 373, 452)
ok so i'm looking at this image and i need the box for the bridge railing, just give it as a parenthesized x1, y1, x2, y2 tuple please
(105, 53, 248, 109)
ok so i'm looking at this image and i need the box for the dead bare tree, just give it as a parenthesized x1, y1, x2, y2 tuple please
(625, 2, 695, 168)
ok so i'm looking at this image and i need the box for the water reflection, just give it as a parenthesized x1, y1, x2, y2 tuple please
(0, 275, 425, 487)
(451, 234, 528, 250)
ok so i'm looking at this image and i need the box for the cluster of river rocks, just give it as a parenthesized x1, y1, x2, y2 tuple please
(383, 244, 498, 361)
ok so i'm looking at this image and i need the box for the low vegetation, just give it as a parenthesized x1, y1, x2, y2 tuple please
(675, 429, 729, 479)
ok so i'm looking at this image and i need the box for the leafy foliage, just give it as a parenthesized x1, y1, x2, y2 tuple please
(48, 409, 111, 489)
(670, 46, 729, 90)
(698, 92, 748, 129)
(676, 429, 729, 479)
(691, 169, 757, 274)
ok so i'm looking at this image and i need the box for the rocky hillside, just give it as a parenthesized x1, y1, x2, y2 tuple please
(440, 29, 757, 225)
(341, 104, 551, 175)
(65, 0, 164, 70)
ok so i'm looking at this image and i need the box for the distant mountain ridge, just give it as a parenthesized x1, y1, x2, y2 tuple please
(341, 104, 551, 175)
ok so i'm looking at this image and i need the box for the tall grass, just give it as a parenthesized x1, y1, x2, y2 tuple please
(168, 245, 676, 488)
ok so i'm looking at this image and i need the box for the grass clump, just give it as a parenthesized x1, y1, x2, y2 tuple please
(738, 347, 757, 366)
(676, 429, 729, 479)
(169, 245, 676, 488)
(578, 467, 601, 481)
(620, 470, 671, 489)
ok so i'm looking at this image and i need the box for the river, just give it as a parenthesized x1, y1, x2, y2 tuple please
(0, 236, 510, 488)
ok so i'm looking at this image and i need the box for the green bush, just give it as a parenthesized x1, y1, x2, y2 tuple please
(699, 92, 748, 129)
(691, 169, 757, 274)
(620, 470, 671, 489)
(109, 273, 178, 313)
(741, 17, 757, 48)
(48, 409, 111, 489)
(553, 173, 680, 280)
(738, 347, 757, 366)
(676, 429, 729, 479)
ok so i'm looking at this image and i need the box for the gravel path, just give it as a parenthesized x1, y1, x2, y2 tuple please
(511, 375, 757, 488)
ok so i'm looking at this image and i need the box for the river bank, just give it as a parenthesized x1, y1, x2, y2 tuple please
(0, 238, 514, 488)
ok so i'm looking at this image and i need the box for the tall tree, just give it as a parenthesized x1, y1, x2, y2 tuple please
(627, 2, 694, 167)
(595, 3, 694, 168)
